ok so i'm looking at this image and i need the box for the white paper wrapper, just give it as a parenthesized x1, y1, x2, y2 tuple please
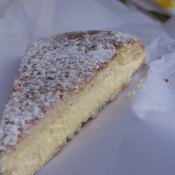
(0, 0, 175, 175)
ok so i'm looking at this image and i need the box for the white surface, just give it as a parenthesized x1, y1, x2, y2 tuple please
(0, 0, 175, 175)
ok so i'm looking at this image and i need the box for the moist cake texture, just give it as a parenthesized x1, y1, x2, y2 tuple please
(0, 30, 145, 175)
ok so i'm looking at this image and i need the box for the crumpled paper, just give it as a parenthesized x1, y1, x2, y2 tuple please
(0, 0, 175, 175)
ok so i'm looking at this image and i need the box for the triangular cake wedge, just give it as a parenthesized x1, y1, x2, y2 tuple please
(0, 31, 145, 175)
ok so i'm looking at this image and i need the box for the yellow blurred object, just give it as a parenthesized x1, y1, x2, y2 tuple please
(155, 0, 175, 8)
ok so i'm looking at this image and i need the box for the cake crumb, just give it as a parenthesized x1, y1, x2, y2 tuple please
(137, 80, 144, 89)
(126, 90, 136, 99)
(126, 79, 144, 99)
(163, 78, 169, 83)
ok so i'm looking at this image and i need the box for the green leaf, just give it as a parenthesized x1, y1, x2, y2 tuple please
(148, 10, 171, 22)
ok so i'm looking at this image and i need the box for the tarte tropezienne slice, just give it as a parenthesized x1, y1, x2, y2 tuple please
(0, 31, 145, 175)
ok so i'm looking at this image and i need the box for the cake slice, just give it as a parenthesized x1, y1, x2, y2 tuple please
(0, 30, 145, 175)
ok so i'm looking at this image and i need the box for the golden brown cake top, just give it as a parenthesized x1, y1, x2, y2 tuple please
(0, 30, 138, 154)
